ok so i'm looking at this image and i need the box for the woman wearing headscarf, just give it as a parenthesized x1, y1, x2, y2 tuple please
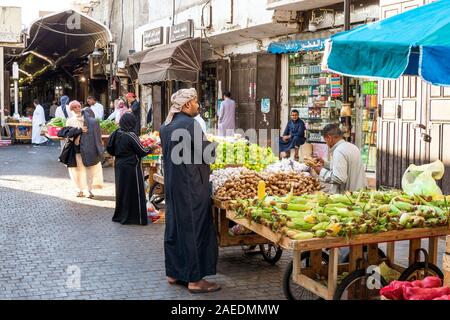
(55, 95, 72, 119)
(55, 95, 72, 149)
(107, 113, 153, 225)
(59, 100, 104, 198)
(160, 88, 220, 293)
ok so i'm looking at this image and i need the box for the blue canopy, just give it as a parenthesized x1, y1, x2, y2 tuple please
(268, 38, 325, 54)
(325, 0, 450, 86)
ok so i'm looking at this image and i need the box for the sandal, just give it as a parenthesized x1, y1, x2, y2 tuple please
(188, 280, 221, 294)
(76, 191, 84, 198)
(87, 192, 94, 199)
(168, 279, 188, 287)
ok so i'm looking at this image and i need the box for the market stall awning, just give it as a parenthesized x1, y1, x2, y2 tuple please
(324, 0, 450, 86)
(15, 10, 112, 84)
(267, 38, 326, 54)
(132, 38, 201, 84)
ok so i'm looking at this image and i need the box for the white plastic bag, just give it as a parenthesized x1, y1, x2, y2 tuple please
(401, 160, 444, 196)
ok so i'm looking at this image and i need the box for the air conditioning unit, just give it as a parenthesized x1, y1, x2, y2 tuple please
(273, 10, 300, 24)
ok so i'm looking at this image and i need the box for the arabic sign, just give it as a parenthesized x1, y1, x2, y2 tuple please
(0, 7, 22, 43)
(143, 27, 164, 47)
(170, 20, 194, 43)
(267, 38, 326, 54)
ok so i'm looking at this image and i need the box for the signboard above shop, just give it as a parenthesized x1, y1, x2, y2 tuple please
(267, 38, 325, 54)
(0, 7, 22, 43)
(170, 20, 194, 43)
(143, 27, 164, 47)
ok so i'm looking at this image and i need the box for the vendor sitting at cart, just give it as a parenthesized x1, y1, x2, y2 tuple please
(279, 109, 306, 160)
(310, 124, 366, 194)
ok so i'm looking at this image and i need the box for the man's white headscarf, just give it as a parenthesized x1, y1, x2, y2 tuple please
(164, 88, 197, 125)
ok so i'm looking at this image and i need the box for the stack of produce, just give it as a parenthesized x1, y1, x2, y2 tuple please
(99, 120, 119, 135)
(6, 117, 19, 123)
(211, 141, 278, 171)
(380, 276, 450, 300)
(210, 167, 251, 193)
(230, 191, 450, 240)
(303, 156, 322, 167)
(214, 172, 321, 201)
(264, 158, 309, 174)
(48, 117, 66, 128)
(140, 131, 161, 154)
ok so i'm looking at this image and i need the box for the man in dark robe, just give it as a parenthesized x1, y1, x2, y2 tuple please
(126, 92, 141, 135)
(279, 109, 306, 159)
(160, 88, 220, 294)
(107, 113, 153, 225)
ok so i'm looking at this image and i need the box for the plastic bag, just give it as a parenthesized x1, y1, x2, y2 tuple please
(402, 160, 444, 196)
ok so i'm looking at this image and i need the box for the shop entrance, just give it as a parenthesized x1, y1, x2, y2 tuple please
(231, 53, 280, 139)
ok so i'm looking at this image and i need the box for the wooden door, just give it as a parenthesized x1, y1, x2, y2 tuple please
(377, 0, 428, 189)
(426, 86, 450, 193)
(216, 59, 229, 96)
(231, 54, 257, 131)
(255, 53, 280, 145)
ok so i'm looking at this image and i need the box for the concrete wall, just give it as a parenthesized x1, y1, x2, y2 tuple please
(135, 0, 280, 53)
(88, 0, 149, 61)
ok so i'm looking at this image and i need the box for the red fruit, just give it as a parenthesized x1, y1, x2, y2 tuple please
(433, 294, 450, 300)
(421, 276, 442, 288)
(411, 280, 424, 288)
(380, 281, 412, 300)
(404, 286, 450, 300)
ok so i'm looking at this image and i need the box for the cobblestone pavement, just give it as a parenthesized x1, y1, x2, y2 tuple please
(0, 144, 446, 300)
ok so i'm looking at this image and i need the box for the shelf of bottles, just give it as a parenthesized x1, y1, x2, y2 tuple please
(360, 81, 378, 172)
(288, 51, 343, 144)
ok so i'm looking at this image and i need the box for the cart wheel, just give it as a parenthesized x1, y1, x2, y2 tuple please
(333, 269, 388, 300)
(149, 182, 165, 210)
(398, 262, 444, 281)
(342, 247, 387, 263)
(259, 244, 282, 265)
(282, 251, 329, 300)
(241, 245, 257, 253)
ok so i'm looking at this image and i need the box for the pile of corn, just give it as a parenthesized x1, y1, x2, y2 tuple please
(230, 190, 450, 240)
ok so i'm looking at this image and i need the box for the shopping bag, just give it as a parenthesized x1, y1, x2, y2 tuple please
(401, 160, 445, 196)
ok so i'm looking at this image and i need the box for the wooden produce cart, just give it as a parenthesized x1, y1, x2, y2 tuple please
(150, 173, 283, 264)
(8, 122, 32, 143)
(44, 133, 110, 142)
(227, 210, 450, 300)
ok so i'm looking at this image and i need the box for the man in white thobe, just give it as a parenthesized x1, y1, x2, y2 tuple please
(194, 114, 207, 134)
(32, 99, 48, 145)
(311, 124, 366, 194)
(87, 96, 104, 120)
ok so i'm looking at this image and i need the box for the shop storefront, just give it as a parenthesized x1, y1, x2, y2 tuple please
(127, 38, 201, 131)
(269, 37, 379, 172)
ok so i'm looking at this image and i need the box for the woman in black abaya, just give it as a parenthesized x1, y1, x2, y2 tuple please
(107, 113, 153, 225)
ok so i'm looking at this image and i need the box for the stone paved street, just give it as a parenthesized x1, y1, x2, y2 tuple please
(0, 144, 446, 300)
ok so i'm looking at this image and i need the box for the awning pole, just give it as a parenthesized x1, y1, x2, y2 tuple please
(343, 0, 351, 103)
(0, 47, 4, 126)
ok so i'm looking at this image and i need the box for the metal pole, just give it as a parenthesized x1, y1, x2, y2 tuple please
(14, 80, 18, 116)
(109, 44, 113, 114)
(0, 47, 4, 126)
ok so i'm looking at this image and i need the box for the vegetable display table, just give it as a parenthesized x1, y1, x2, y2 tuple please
(44, 133, 110, 141)
(150, 173, 283, 264)
(226, 210, 450, 300)
(8, 122, 32, 143)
